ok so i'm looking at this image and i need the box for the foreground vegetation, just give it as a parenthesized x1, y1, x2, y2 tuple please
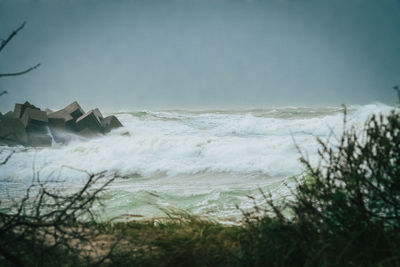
(1, 108, 400, 266)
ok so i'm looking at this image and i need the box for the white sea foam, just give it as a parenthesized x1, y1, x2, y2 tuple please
(0, 103, 395, 221)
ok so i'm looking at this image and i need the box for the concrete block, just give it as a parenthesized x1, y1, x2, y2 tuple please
(20, 109, 49, 142)
(3, 111, 16, 119)
(27, 132, 52, 147)
(0, 118, 28, 145)
(21, 108, 48, 128)
(63, 101, 85, 120)
(101, 115, 123, 133)
(47, 117, 71, 144)
(48, 109, 73, 122)
(92, 108, 103, 120)
(14, 101, 40, 118)
(48, 117, 66, 129)
(78, 128, 102, 138)
(47, 101, 85, 132)
(49, 128, 75, 144)
(47, 109, 75, 131)
(75, 110, 104, 135)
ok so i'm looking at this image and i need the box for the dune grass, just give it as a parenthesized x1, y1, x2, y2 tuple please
(100, 217, 242, 267)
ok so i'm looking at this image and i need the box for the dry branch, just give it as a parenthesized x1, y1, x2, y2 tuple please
(0, 169, 121, 266)
(0, 151, 14, 166)
(0, 22, 41, 81)
(0, 63, 41, 78)
(0, 21, 25, 53)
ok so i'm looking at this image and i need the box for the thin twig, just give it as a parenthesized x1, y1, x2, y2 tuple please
(0, 21, 25, 53)
(0, 151, 15, 166)
(0, 63, 41, 78)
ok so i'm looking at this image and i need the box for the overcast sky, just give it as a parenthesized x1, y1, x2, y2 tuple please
(0, 0, 400, 111)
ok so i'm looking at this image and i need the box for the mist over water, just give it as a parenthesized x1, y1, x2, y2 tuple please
(0, 104, 394, 222)
(1, 0, 400, 110)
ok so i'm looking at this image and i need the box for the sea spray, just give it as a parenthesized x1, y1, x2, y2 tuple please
(0, 103, 395, 222)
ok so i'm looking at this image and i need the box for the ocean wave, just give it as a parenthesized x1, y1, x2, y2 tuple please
(1, 103, 396, 221)
(0, 103, 395, 183)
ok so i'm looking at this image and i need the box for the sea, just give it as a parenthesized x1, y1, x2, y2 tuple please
(0, 103, 395, 223)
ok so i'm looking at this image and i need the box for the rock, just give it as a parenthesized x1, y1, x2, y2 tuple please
(75, 110, 104, 136)
(63, 101, 85, 120)
(0, 112, 3, 121)
(0, 118, 28, 145)
(14, 101, 40, 118)
(101, 115, 123, 133)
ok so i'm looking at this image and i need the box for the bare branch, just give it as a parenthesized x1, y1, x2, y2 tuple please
(0, 168, 120, 265)
(0, 63, 41, 78)
(0, 151, 14, 166)
(0, 21, 26, 53)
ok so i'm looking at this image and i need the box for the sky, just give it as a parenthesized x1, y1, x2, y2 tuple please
(0, 0, 400, 111)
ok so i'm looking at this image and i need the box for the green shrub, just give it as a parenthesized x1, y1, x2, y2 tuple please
(239, 109, 400, 266)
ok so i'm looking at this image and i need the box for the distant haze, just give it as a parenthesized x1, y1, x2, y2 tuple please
(0, 0, 400, 112)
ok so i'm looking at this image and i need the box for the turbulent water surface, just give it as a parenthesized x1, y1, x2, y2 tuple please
(0, 104, 394, 223)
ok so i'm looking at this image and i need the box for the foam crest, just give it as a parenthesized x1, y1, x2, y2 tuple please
(0, 103, 396, 221)
(0, 104, 393, 183)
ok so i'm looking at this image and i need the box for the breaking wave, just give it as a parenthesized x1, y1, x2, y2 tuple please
(0, 103, 395, 221)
